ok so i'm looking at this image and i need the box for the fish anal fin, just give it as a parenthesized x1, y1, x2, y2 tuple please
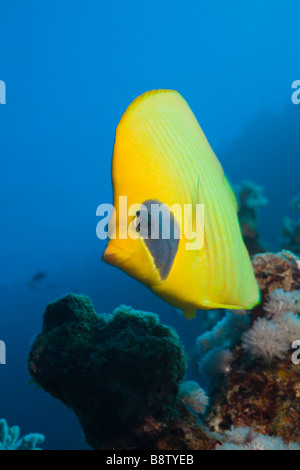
(183, 309, 197, 320)
(201, 300, 260, 310)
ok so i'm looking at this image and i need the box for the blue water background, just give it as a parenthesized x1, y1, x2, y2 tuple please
(0, 1, 300, 449)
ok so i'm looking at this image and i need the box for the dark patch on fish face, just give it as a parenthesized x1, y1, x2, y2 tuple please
(135, 200, 180, 280)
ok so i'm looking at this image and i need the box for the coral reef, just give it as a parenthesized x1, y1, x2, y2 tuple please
(252, 250, 300, 295)
(203, 251, 300, 444)
(28, 251, 300, 450)
(28, 295, 217, 450)
(242, 288, 300, 362)
(282, 194, 300, 254)
(236, 180, 268, 255)
(0, 419, 44, 450)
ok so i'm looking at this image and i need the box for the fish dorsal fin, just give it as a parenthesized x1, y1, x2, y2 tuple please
(122, 89, 179, 117)
(112, 89, 207, 209)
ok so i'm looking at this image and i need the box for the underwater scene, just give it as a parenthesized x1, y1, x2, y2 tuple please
(1, 0, 300, 453)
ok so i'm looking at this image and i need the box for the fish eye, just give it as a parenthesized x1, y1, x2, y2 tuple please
(147, 214, 152, 237)
(134, 209, 152, 236)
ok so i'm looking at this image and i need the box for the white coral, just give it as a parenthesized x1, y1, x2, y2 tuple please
(180, 381, 209, 415)
(242, 317, 290, 362)
(223, 426, 252, 445)
(275, 311, 300, 344)
(217, 426, 300, 451)
(261, 288, 300, 349)
(264, 289, 300, 319)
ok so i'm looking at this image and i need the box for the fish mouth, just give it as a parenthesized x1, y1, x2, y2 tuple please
(102, 245, 118, 264)
(102, 243, 128, 266)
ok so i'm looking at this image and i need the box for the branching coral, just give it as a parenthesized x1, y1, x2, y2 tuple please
(235, 180, 268, 255)
(0, 419, 44, 450)
(194, 311, 249, 391)
(195, 311, 250, 357)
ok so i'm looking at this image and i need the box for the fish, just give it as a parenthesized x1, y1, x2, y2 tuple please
(26, 271, 48, 290)
(103, 90, 260, 319)
(31, 271, 47, 283)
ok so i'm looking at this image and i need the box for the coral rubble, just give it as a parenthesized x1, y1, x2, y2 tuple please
(28, 295, 216, 450)
(203, 251, 300, 444)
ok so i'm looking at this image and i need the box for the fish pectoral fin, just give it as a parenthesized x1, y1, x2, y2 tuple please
(183, 309, 197, 320)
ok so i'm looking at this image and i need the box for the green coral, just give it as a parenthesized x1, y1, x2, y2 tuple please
(0, 419, 44, 450)
(28, 294, 187, 450)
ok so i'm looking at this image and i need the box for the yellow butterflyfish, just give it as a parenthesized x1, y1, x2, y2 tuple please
(103, 90, 260, 319)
